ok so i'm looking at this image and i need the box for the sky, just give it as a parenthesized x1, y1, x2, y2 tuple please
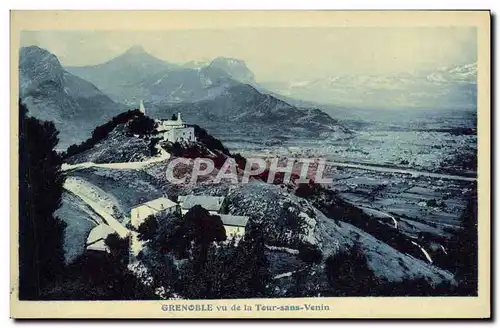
(20, 27, 477, 82)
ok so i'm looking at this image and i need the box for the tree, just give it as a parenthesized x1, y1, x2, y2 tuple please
(182, 206, 226, 250)
(289, 244, 323, 297)
(298, 244, 322, 265)
(230, 229, 271, 298)
(127, 114, 156, 136)
(18, 100, 67, 299)
(105, 233, 129, 267)
(137, 214, 159, 242)
(451, 189, 478, 295)
(44, 250, 156, 300)
(178, 229, 271, 299)
(324, 243, 380, 296)
(137, 207, 271, 299)
(135, 212, 182, 296)
(148, 137, 161, 156)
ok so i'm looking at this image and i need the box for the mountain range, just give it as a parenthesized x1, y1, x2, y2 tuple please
(262, 63, 477, 110)
(20, 45, 351, 149)
(21, 44, 475, 150)
(66, 45, 238, 105)
(66, 46, 258, 106)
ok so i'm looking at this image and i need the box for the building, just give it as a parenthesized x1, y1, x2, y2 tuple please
(156, 112, 196, 143)
(218, 214, 249, 239)
(177, 195, 247, 240)
(86, 224, 116, 252)
(130, 197, 180, 229)
(178, 195, 225, 215)
(139, 99, 146, 114)
(129, 197, 180, 263)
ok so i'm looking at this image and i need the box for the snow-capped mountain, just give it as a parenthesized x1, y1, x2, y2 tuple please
(424, 63, 477, 84)
(262, 63, 477, 110)
(19, 46, 126, 149)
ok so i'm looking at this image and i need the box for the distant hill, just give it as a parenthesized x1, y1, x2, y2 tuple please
(151, 83, 352, 139)
(19, 46, 126, 149)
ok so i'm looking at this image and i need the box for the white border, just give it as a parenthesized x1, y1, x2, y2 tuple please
(3, 1, 497, 327)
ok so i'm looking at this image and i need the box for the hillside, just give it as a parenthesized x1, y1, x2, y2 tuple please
(58, 118, 457, 296)
(19, 46, 126, 149)
(152, 84, 352, 139)
(63, 110, 237, 166)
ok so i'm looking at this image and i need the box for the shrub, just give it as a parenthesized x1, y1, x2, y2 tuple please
(127, 114, 156, 136)
(298, 244, 323, 264)
(324, 244, 380, 296)
(190, 124, 230, 156)
(64, 109, 150, 158)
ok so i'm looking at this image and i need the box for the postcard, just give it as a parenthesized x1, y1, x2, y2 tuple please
(10, 10, 491, 319)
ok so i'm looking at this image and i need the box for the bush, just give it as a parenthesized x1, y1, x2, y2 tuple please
(191, 124, 230, 156)
(295, 182, 320, 198)
(64, 109, 151, 158)
(298, 244, 322, 264)
(148, 137, 161, 156)
(178, 229, 271, 299)
(127, 114, 156, 136)
(324, 244, 380, 296)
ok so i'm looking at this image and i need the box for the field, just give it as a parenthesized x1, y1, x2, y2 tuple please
(217, 107, 477, 262)
(220, 108, 477, 175)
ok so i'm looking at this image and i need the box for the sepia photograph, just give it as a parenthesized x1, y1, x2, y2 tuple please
(10, 10, 491, 319)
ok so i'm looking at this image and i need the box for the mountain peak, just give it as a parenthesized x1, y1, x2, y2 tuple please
(124, 45, 147, 55)
(19, 45, 64, 86)
(208, 57, 255, 84)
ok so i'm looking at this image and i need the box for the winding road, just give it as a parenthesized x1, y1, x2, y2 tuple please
(61, 148, 171, 172)
(360, 206, 398, 229)
(63, 177, 130, 238)
(359, 205, 436, 264)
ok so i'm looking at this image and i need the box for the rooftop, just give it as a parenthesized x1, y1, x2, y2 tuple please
(86, 224, 115, 246)
(218, 214, 249, 227)
(133, 197, 178, 212)
(178, 195, 225, 212)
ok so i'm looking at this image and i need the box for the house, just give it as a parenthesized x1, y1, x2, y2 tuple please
(156, 112, 196, 143)
(129, 197, 180, 263)
(177, 194, 246, 239)
(86, 224, 116, 253)
(218, 214, 249, 239)
(130, 197, 180, 229)
(178, 195, 225, 215)
(139, 100, 196, 143)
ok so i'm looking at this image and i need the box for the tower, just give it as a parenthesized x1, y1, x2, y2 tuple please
(139, 100, 146, 114)
(177, 112, 182, 122)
